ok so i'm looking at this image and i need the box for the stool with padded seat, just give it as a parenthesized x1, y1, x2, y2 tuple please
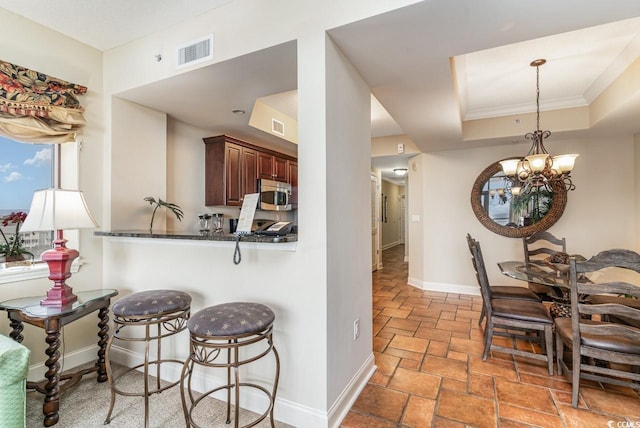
(104, 289, 191, 427)
(180, 302, 280, 428)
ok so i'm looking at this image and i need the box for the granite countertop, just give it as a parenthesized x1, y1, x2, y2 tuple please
(95, 230, 297, 243)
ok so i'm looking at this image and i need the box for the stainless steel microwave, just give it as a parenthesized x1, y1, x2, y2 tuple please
(258, 179, 292, 211)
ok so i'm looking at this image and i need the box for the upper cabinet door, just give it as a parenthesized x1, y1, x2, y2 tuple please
(273, 156, 288, 182)
(257, 152, 274, 180)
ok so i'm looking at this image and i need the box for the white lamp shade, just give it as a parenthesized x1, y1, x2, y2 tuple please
(525, 153, 550, 172)
(552, 154, 579, 173)
(499, 159, 520, 176)
(20, 188, 99, 232)
(511, 186, 522, 196)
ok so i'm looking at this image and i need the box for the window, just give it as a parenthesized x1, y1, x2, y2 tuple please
(1, 136, 54, 260)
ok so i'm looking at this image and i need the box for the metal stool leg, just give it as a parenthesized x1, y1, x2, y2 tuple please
(103, 333, 117, 424)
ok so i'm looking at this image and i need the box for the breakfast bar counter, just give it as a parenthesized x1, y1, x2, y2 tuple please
(95, 231, 297, 250)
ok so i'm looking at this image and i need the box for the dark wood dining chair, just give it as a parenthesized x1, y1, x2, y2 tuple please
(555, 249, 640, 408)
(467, 234, 554, 375)
(466, 234, 541, 325)
(523, 231, 567, 299)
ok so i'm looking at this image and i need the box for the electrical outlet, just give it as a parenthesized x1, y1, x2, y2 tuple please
(353, 318, 360, 340)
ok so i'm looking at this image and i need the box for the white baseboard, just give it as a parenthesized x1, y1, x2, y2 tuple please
(328, 353, 376, 428)
(381, 241, 402, 251)
(407, 278, 479, 296)
(27, 343, 99, 382)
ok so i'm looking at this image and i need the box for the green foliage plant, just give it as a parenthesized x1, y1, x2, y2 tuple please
(144, 197, 184, 233)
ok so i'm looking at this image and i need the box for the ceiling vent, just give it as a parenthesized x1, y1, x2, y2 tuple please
(176, 34, 213, 69)
(271, 118, 285, 136)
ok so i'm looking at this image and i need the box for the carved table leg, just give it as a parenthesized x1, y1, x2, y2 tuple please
(43, 327, 61, 427)
(9, 318, 24, 343)
(96, 306, 110, 382)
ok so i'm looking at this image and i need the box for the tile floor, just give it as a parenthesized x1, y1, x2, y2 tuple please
(341, 244, 640, 427)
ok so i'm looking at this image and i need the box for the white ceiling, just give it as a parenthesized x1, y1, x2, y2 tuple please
(2, 1, 640, 182)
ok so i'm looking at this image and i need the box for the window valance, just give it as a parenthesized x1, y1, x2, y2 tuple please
(0, 60, 87, 144)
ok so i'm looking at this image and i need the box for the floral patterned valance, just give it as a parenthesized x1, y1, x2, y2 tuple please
(0, 60, 87, 144)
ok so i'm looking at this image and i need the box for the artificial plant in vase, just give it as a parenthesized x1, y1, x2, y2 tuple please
(0, 211, 34, 261)
(144, 197, 184, 233)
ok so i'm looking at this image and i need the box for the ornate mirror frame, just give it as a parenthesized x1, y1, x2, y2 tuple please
(470, 160, 568, 238)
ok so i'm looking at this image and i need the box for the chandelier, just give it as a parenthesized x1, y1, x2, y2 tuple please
(499, 59, 578, 194)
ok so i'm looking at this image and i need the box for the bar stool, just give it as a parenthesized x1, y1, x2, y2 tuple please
(104, 289, 191, 427)
(180, 302, 280, 428)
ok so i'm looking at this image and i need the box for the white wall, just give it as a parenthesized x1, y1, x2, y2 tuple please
(408, 135, 637, 294)
(325, 34, 374, 409)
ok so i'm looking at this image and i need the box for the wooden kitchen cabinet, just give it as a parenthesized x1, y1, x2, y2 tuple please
(204, 135, 258, 206)
(204, 135, 295, 207)
(258, 152, 289, 182)
(288, 160, 298, 206)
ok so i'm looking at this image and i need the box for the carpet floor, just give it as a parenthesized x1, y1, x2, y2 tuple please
(26, 363, 293, 427)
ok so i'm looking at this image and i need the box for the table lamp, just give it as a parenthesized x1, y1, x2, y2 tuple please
(20, 188, 98, 306)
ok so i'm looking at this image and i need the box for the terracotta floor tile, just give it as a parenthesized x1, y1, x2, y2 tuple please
(468, 355, 518, 381)
(431, 416, 466, 427)
(374, 298, 403, 309)
(373, 336, 390, 353)
(414, 326, 451, 342)
(468, 373, 495, 399)
(557, 403, 628, 428)
(380, 326, 417, 337)
(421, 355, 467, 382)
(374, 351, 400, 377)
(518, 372, 572, 392)
(380, 307, 412, 319)
(426, 340, 449, 357)
(383, 347, 425, 361)
(386, 317, 421, 332)
(399, 358, 420, 370)
(388, 367, 441, 399)
(448, 336, 485, 356)
(435, 319, 471, 334)
(351, 384, 408, 423)
(498, 403, 563, 428)
(440, 377, 466, 393)
(402, 395, 435, 428)
(435, 389, 497, 428)
(439, 311, 456, 321)
(495, 378, 556, 413)
(343, 245, 639, 428)
(446, 350, 468, 362)
(340, 411, 398, 428)
(389, 335, 429, 354)
(579, 386, 640, 417)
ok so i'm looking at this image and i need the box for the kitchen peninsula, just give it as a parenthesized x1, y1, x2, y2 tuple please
(96, 231, 297, 248)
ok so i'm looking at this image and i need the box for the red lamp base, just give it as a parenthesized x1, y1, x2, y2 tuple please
(40, 238, 79, 307)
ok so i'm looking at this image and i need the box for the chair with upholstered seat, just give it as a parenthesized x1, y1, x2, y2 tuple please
(555, 249, 640, 408)
(523, 231, 567, 299)
(466, 234, 541, 325)
(467, 234, 554, 375)
(470, 238, 553, 375)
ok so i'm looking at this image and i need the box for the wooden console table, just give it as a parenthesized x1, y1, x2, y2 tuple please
(0, 289, 118, 427)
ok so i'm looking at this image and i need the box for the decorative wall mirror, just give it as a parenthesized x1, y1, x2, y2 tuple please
(470, 160, 567, 238)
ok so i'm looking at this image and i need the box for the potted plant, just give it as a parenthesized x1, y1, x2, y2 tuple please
(144, 197, 184, 233)
(0, 211, 34, 263)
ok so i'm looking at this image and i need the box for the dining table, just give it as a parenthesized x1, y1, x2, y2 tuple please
(497, 260, 579, 317)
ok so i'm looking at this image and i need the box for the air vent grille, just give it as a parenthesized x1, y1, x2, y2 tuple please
(272, 118, 285, 136)
(177, 35, 213, 69)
